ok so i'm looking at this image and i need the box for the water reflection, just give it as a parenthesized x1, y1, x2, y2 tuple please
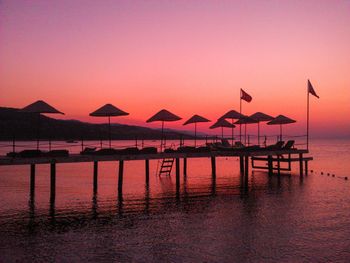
(4, 171, 305, 235)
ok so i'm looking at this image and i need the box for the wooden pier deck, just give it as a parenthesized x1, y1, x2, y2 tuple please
(0, 148, 312, 202)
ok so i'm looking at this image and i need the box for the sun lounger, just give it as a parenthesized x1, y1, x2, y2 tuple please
(164, 148, 176, 153)
(177, 146, 197, 153)
(80, 147, 96, 155)
(93, 148, 119, 155)
(265, 141, 284, 150)
(195, 146, 211, 152)
(118, 147, 140, 155)
(18, 150, 43, 158)
(221, 139, 231, 147)
(45, 150, 69, 157)
(282, 140, 295, 150)
(139, 147, 157, 154)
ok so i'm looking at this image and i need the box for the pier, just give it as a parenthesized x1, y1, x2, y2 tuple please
(0, 148, 312, 203)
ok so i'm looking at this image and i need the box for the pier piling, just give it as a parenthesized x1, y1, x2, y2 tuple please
(299, 153, 304, 176)
(30, 164, 35, 196)
(211, 157, 216, 178)
(244, 156, 249, 178)
(183, 158, 187, 176)
(239, 156, 244, 175)
(145, 159, 149, 185)
(268, 155, 273, 175)
(277, 155, 281, 176)
(50, 162, 56, 202)
(93, 161, 98, 193)
(176, 158, 180, 191)
(118, 160, 124, 195)
(305, 160, 308, 176)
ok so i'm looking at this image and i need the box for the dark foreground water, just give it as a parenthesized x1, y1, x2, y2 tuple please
(0, 139, 349, 262)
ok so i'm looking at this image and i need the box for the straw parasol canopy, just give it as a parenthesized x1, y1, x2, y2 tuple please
(220, 110, 243, 120)
(267, 115, 296, 141)
(220, 110, 244, 145)
(183, 114, 210, 147)
(235, 116, 258, 145)
(210, 119, 235, 139)
(21, 100, 64, 149)
(21, 100, 64, 114)
(146, 109, 182, 150)
(250, 112, 274, 145)
(90, 104, 129, 148)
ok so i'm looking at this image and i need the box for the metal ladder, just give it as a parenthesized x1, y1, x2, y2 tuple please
(158, 158, 175, 176)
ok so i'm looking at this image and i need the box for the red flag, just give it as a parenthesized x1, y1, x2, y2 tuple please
(241, 89, 252, 102)
(308, 80, 319, 98)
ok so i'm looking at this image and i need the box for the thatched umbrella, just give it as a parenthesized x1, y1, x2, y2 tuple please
(267, 115, 296, 141)
(249, 112, 274, 145)
(220, 110, 244, 145)
(90, 104, 129, 148)
(21, 100, 64, 149)
(183, 115, 210, 147)
(210, 119, 235, 139)
(146, 109, 182, 151)
(235, 116, 258, 145)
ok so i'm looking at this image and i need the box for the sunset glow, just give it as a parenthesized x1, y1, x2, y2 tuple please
(1, 0, 349, 137)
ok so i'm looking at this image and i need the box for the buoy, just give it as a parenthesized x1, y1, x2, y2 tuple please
(311, 170, 314, 173)
(327, 173, 330, 175)
(345, 177, 348, 180)
(332, 174, 335, 177)
(321, 172, 324, 175)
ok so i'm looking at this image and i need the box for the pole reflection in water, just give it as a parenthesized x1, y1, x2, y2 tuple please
(92, 193, 98, 219)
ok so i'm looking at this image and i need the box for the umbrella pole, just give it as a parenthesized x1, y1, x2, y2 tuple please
(280, 124, 282, 141)
(108, 116, 111, 148)
(258, 122, 260, 146)
(221, 127, 223, 139)
(244, 124, 247, 145)
(231, 119, 234, 146)
(161, 121, 164, 152)
(37, 113, 40, 150)
(194, 123, 197, 147)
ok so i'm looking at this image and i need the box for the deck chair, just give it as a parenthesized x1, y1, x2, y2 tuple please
(282, 140, 295, 150)
(266, 141, 284, 150)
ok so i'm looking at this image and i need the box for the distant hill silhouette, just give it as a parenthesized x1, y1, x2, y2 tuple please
(0, 107, 195, 141)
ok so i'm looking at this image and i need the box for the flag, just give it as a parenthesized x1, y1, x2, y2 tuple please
(241, 89, 252, 102)
(308, 80, 319, 99)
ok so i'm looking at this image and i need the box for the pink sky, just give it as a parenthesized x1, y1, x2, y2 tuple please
(0, 0, 349, 138)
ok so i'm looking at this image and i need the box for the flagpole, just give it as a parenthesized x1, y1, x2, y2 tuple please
(307, 83, 310, 151)
(240, 89, 242, 143)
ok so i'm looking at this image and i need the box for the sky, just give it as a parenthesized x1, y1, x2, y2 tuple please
(0, 0, 349, 138)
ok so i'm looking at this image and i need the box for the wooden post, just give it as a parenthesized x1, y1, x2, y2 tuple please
(176, 158, 180, 192)
(50, 162, 56, 202)
(145, 159, 150, 185)
(305, 160, 308, 176)
(211, 157, 216, 178)
(30, 164, 35, 197)
(244, 156, 249, 178)
(277, 155, 281, 176)
(299, 153, 304, 176)
(93, 161, 98, 193)
(239, 156, 244, 175)
(268, 155, 273, 175)
(118, 160, 124, 195)
(183, 158, 187, 176)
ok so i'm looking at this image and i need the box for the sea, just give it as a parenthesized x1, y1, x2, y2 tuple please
(0, 138, 349, 262)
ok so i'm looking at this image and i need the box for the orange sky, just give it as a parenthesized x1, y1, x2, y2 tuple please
(0, 0, 349, 137)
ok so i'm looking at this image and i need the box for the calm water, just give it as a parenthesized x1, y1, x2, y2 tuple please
(0, 139, 349, 262)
